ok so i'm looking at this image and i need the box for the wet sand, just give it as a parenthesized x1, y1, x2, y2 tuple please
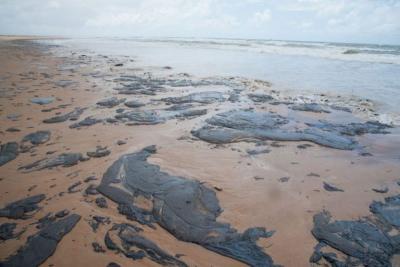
(1, 37, 400, 267)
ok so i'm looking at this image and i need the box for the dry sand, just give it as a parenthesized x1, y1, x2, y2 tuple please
(0, 37, 399, 267)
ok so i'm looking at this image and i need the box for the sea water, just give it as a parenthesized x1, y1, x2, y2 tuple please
(45, 37, 400, 115)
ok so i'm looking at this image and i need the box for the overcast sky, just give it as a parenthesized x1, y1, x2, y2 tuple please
(0, 0, 399, 44)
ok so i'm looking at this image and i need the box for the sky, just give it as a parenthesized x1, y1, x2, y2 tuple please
(0, 0, 399, 44)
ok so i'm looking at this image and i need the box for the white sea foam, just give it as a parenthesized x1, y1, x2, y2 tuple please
(125, 37, 400, 65)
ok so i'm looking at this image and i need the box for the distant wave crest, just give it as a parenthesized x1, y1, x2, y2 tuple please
(343, 49, 360, 54)
(124, 37, 400, 64)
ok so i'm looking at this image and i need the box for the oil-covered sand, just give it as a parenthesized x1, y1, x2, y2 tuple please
(0, 37, 400, 267)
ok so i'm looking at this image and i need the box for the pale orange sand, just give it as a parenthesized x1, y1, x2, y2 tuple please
(0, 38, 399, 267)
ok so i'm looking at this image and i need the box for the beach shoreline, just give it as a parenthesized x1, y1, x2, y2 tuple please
(1, 37, 399, 267)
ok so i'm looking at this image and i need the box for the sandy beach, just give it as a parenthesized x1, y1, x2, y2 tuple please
(1, 36, 400, 267)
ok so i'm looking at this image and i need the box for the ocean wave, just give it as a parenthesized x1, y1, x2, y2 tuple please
(343, 49, 360, 54)
(119, 37, 400, 65)
(342, 48, 400, 56)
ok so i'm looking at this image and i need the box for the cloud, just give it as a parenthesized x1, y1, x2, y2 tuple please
(48, 1, 61, 8)
(252, 9, 271, 24)
(280, 0, 400, 43)
(0, 0, 399, 44)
